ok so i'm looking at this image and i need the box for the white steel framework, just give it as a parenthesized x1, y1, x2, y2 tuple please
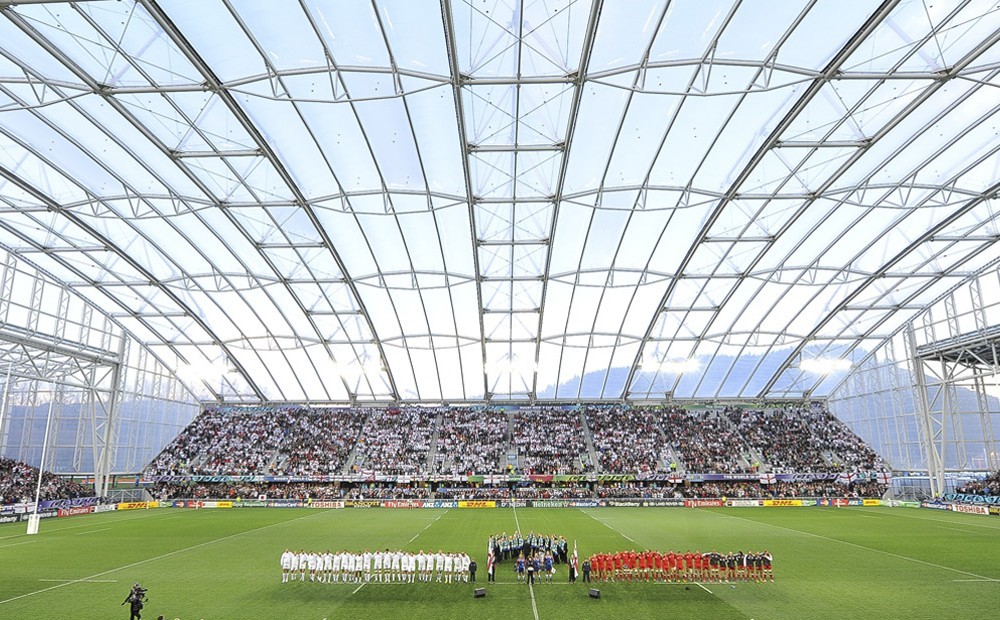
(0, 0, 997, 407)
(829, 264, 1000, 485)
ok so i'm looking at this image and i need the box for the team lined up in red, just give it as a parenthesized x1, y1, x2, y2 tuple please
(584, 550, 774, 583)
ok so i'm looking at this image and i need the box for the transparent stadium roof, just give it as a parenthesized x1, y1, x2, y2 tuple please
(1, 0, 999, 403)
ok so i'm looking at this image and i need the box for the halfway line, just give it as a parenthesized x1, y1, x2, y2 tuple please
(511, 503, 539, 620)
(352, 583, 366, 595)
(696, 582, 713, 594)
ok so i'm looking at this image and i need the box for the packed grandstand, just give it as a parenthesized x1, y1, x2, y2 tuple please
(133, 404, 894, 502)
(146, 403, 887, 477)
(2, 404, 997, 507)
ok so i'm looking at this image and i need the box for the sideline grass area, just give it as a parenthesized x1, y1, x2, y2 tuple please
(1, 506, 997, 619)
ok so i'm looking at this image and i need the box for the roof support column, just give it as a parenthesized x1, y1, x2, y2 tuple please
(907, 323, 944, 497)
(94, 336, 127, 498)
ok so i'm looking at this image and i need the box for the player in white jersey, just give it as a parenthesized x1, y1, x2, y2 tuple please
(423, 551, 433, 582)
(383, 549, 393, 582)
(308, 551, 319, 581)
(332, 550, 343, 582)
(340, 551, 354, 582)
(405, 551, 416, 583)
(362, 549, 373, 582)
(416, 550, 427, 582)
(443, 552, 455, 583)
(322, 550, 333, 583)
(297, 549, 309, 581)
(460, 553, 470, 583)
(372, 549, 382, 582)
(435, 550, 445, 582)
(387, 549, 399, 582)
(281, 548, 294, 583)
(398, 551, 408, 583)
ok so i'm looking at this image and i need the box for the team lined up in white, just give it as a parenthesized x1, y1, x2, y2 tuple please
(280, 548, 475, 584)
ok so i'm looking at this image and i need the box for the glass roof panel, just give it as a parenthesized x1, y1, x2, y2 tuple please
(303, 0, 390, 68)
(156, 0, 264, 82)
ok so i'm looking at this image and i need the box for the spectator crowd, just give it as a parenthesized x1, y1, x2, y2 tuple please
(1, 457, 92, 505)
(512, 410, 589, 474)
(434, 408, 507, 475)
(2, 404, 898, 506)
(956, 471, 1000, 496)
(585, 406, 662, 473)
(352, 408, 436, 475)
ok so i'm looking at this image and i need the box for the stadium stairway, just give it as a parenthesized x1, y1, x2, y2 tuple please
(579, 410, 600, 472)
(342, 444, 360, 474)
(425, 411, 443, 471)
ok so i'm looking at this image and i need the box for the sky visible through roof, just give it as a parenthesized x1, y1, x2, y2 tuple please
(0, 0, 999, 403)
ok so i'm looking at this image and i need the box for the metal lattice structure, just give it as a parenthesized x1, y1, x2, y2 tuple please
(0, 249, 199, 481)
(829, 264, 1000, 488)
(0, 0, 998, 412)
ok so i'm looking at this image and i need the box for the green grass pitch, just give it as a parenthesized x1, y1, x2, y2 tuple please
(1, 506, 997, 619)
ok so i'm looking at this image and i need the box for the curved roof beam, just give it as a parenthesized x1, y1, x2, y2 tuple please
(139, 0, 400, 400)
(759, 26, 1000, 398)
(625, 0, 904, 398)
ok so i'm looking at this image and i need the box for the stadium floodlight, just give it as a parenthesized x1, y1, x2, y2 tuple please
(800, 358, 852, 374)
(641, 357, 700, 374)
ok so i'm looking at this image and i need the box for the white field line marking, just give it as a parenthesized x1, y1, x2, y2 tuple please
(489, 581, 574, 585)
(0, 510, 324, 606)
(0, 509, 179, 540)
(938, 526, 985, 535)
(511, 503, 539, 620)
(952, 578, 1000, 583)
(0, 540, 36, 549)
(582, 510, 636, 543)
(703, 509, 998, 582)
(75, 528, 111, 535)
(843, 507, 1000, 530)
(696, 582, 713, 594)
(38, 579, 117, 583)
(528, 583, 540, 620)
(352, 582, 366, 595)
(408, 510, 447, 543)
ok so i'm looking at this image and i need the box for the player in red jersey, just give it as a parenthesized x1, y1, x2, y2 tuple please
(695, 550, 707, 582)
(666, 551, 678, 582)
(650, 551, 661, 581)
